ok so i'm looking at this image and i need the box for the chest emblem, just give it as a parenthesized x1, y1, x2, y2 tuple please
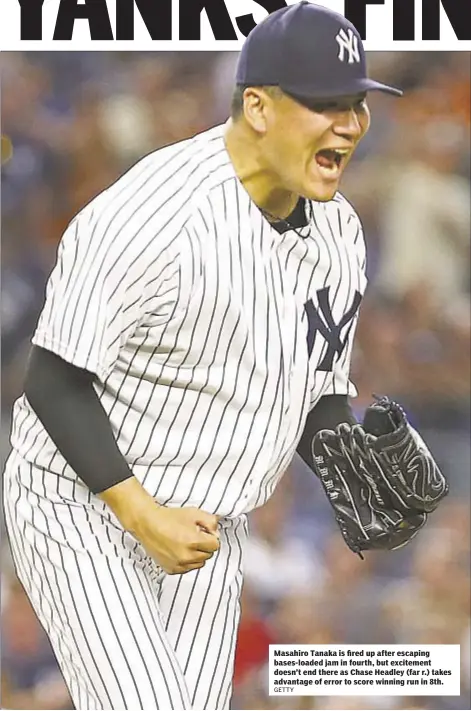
(304, 286, 362, 371)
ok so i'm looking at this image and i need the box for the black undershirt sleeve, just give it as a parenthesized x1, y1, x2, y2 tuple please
(24, 345, 133, 494)
(296, 394, 357, 470)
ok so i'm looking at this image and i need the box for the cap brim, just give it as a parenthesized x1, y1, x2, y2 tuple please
(362, 78, 403, 97)
(281, 77, 403, 99)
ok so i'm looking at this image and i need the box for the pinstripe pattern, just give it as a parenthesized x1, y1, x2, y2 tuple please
(4, 123, 367, 709)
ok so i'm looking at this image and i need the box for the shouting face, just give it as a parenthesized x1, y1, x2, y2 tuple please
(242, 87, 371, 202)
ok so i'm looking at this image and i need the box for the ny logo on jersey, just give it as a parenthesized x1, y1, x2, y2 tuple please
(304, 286, 362, 371)
(335, 28, 361, 64)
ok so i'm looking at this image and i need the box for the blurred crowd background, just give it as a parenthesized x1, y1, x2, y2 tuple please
(1, 51, 470, 711)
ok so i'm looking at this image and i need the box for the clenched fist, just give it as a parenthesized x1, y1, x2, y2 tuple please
(132, 505, 220, 575)
(100, 477, 220, 574)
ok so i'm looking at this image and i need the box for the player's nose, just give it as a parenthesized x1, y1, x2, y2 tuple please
(332, 107, 363, 140)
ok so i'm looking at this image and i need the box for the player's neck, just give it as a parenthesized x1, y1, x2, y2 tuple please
(223, 119, 299, 221)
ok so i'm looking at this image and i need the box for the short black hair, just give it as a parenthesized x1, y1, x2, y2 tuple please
(231, 84, 283, 120)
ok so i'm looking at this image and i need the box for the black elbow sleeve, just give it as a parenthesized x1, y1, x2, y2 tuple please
(24, 346, 133, 494)
(297, 395, 357, 470)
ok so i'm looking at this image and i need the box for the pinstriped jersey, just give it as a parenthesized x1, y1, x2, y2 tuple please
(10, 124, 367, 518)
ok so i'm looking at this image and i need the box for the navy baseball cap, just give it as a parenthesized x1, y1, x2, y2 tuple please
(236, 1, 402, 100)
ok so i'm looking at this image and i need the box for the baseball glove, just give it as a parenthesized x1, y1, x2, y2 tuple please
(312, 396, 449, 557)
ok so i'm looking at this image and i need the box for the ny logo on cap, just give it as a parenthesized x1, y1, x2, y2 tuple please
(335, 28, 360, 64)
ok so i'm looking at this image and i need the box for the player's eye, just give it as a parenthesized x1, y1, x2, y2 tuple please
(309, 101, 340, 113)
(307, 97, 367, 113)
(289, 92, 367, 114)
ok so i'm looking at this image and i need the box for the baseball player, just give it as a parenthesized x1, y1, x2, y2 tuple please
(3, 3, 448, 710)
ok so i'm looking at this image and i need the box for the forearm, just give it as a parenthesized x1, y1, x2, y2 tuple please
(98, 476, 159, 532)
(25, 345, 134, 495)
(296, 394, 356, 469)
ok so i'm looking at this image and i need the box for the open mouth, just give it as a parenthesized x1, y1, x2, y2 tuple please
(315, 148, 349, 176)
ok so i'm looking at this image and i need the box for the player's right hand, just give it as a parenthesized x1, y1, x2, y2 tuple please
(100, 476, 220, 574)
(134, 505, 221, 575)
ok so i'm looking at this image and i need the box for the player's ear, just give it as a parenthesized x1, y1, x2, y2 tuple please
(242, 87, 270, 135)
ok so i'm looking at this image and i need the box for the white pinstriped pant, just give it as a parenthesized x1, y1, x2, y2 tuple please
(3, 451, 247, 710)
